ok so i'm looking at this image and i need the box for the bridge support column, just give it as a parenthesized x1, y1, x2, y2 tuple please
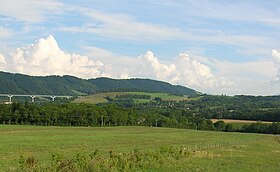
(50, 96, 56, 101)
(30, 96, 36, 103)
(7, 95, 13, 104)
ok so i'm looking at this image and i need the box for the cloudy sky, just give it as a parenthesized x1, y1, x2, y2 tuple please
(0, 0, 280, 95)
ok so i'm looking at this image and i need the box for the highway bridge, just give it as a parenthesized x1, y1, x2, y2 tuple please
(0, 94, 73, 103)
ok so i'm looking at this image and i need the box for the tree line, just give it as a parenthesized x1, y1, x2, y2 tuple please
(0, 102, 279, 134)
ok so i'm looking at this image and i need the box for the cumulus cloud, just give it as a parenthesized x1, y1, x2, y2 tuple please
(84, 46, 231, 90)
(138, 51, 233, 90)
(140, 51, 176, 79)
(0, 53, 6, 70)
(272, 49, 280, 81)
(1, 35, 233, 93)
(5, 35, 107, 78)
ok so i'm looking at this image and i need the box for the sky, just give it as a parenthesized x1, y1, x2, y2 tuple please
(0, 0, 280, 95)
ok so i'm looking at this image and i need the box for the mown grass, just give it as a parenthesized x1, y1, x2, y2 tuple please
(72, 92, 187, 104)
(0, 125, 279, 171)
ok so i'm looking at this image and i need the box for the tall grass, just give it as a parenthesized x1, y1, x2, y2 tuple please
(7, 146, 215, 172)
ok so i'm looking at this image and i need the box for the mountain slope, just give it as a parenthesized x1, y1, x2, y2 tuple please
(0, 71, 199, 96)
(89, 77, 199, 96)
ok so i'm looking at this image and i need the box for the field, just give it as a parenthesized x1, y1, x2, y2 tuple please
(211, 119, 274, 130)
(72, 92, 187, 104)
(211, 119, 273, 124)
(0, 125, 280, 171)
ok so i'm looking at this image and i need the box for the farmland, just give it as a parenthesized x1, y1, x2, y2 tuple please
(211, 119, 273, 124)
(72, 92, 187, 104)
(1, 125, 280, 171)
(211, 119, 274, 131)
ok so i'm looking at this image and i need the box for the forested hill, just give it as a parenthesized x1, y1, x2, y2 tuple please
(0, 71, 199, 96)
(89, 78, 198, 96)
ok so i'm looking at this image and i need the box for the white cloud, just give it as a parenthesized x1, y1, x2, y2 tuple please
(1, 35, 234, 93)
(184, 0, 280, 26)
(85, 48, 233, 90)
(272, 49, 280, 81)
(0, 52, 6, 71)
(0, 0, 64, 22)
(5, 35, 107, 78)
(61, 8, 184, 41)
(138, 51, 233, 90)
(272, 49, 280, 63)
(59, 7, 278, 58)
(7, 35, 280, 95)
(211, 59, 276, 95)
(0, 27, 13, 38)
(140, 51, 176, 79)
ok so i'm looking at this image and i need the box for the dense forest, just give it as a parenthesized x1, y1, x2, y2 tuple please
(0, 71, 198, 96)
(0, 102, 279, 134)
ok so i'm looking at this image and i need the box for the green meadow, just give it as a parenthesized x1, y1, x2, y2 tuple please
(72, 92, 187, 104)
(0, 125, 279, 171)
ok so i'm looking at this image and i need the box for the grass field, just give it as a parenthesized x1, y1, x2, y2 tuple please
(211, 119, 273, 124)
(0, 125, 280, 171)
(72, 92, 187, 104)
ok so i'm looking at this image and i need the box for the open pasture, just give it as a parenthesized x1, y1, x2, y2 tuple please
(72, 92, 187, 104)
(0, 125, 279, 171)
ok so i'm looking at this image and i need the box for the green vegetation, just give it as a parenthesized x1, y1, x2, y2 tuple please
(0, 71, 198, 96)
(172, 94, 280, 122)
(211, 119, 273, 131)
(2, 70, 280, 171)
(1, 102, 279, 134)
(1, 126, 280, 171)
(73, 92, 187, 104)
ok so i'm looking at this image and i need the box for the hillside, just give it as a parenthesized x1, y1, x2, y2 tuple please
(0, 71, 199, 96)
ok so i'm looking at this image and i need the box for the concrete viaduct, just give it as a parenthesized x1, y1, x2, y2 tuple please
(0, 94, 73, 103)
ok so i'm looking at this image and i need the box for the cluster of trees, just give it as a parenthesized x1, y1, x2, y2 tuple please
(163, 95, 280, 122)
(210, 120, 280, 134)
(0, 102, 227, 130)
(1, 102, 279, 134)
(241, 122, 280, 134)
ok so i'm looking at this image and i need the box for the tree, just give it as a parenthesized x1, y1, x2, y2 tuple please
(154, 97, 162, 102)
(214, 121, 226, 131)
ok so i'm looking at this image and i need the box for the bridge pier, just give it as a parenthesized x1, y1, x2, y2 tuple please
(0, 94, 73, 103)
(30, 96, 36, 103)
(50, 96, 56, 101)
(7, 95, 13, 104)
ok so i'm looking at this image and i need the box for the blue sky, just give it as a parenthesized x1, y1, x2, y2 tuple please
(0, 0, 280, 95)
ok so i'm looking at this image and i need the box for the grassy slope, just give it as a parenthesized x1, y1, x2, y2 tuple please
(0, 125, 279, 171)
(72, 92, 187, 104)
